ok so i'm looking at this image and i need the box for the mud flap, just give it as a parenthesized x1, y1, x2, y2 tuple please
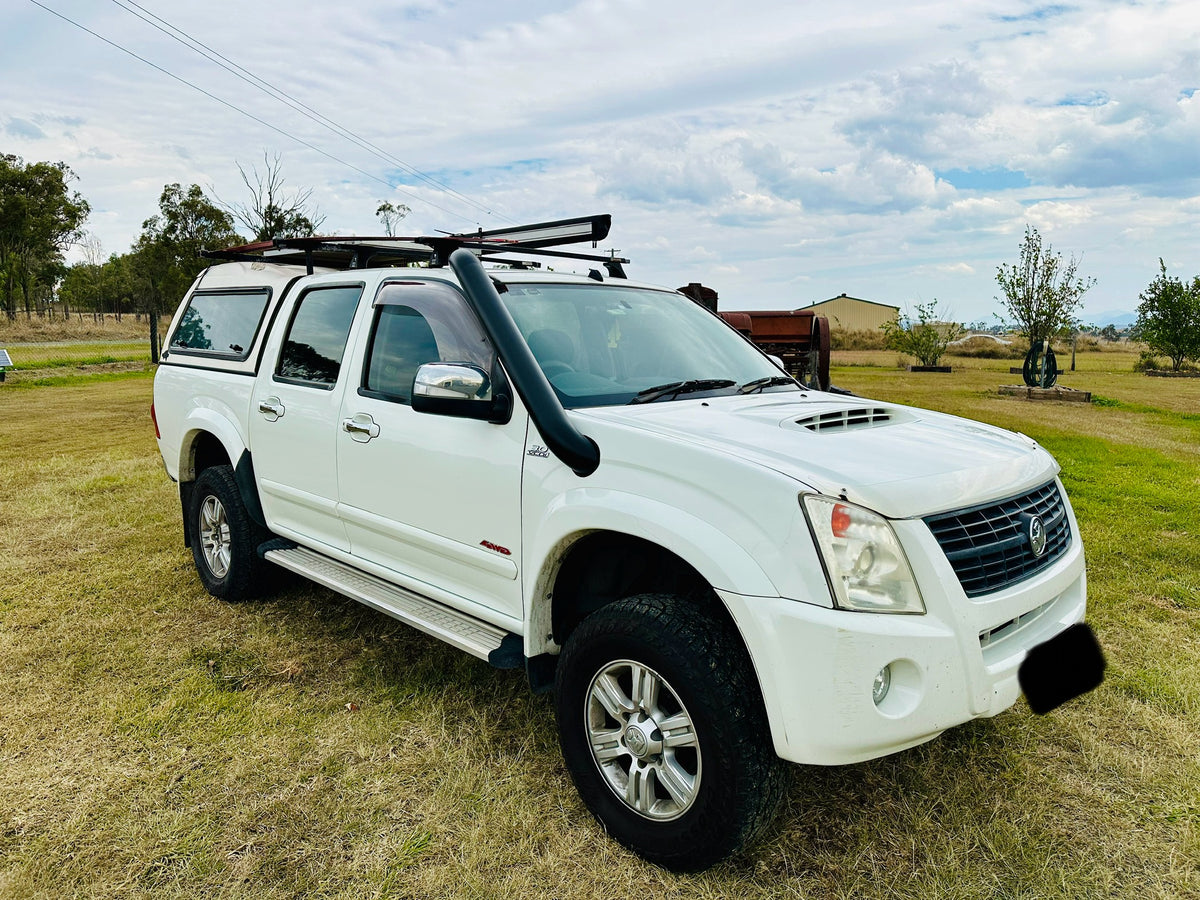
(1018, 622, 1106, 714)
(234, 451, 268, 529)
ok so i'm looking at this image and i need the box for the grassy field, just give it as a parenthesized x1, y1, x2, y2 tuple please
(0, 356, 1196, 899)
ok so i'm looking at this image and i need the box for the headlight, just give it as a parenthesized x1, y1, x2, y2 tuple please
(801, 494, 926, 614)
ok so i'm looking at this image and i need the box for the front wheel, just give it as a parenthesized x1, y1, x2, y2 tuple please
(188, 465, 272, 601)
(554, 594, 787, 871)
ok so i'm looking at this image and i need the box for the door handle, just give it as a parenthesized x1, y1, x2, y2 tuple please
(342, 415, 380, 442)
(258, 397, 285, 420)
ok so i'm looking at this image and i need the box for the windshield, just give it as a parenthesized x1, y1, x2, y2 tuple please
(500, 282, 792, 408)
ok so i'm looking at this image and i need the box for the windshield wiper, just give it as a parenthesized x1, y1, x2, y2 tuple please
(738, 375, 798, 394)
(629, 379, 737, 404)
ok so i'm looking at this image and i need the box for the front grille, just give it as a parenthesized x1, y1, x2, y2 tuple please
(924, 481, 1071, 597)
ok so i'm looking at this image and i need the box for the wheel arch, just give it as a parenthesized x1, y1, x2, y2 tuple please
(525, 495, 780, 657)
(178, 417, 266, 541)
(524, 518, 777, 712)
(547, 531, 714, 644)
(177, 409, 246, 483)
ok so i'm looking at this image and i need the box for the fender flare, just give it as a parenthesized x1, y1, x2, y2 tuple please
(524, 490, 781, 657)
(178, 407, 248, 481)
(178, 411, 267, 533)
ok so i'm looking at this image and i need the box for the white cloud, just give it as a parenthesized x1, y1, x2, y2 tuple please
(736, 140, 954, 213)
(595, 126, 733, 206)
(918, 262, 976, 275)
(935, 196, 1024, 232)
(1025, 201, 1097, 230)
(839, 60, 999, 161)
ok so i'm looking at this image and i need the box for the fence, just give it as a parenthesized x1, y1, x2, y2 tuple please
(0, 340, 152, 371)
(0, 314, 165, 380)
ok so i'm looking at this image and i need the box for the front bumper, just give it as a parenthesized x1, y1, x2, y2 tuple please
(720, 492, 1087, 766)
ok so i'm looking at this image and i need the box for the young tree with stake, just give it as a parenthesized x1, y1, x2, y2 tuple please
(996, 226, 1094, 346)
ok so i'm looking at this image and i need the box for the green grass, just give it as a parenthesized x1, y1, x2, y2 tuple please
(0, 358, 1197, 898)
(3, 340, 150, 371)
(3, 366, 157, 389)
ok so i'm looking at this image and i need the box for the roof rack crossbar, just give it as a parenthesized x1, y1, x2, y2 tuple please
(198, 214, 625, 273)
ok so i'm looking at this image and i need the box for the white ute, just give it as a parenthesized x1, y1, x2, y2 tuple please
(152, 216, 1097, 870)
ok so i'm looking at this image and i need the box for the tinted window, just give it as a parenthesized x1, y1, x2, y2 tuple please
(170, 290, 269, 359)
(276, 285, 362, 386)
(363, 281, 495, 403)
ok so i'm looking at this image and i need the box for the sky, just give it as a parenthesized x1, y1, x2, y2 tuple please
(2, 0, 1198, 324)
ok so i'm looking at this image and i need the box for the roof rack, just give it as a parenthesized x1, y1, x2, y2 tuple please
(200, 214, 630, 277)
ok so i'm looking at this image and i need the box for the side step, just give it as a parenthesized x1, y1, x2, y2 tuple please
(263, 545, 519, 665)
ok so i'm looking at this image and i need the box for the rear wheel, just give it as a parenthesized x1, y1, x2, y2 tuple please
(189, 465, 272, 601)
(554, 593, 787, 871)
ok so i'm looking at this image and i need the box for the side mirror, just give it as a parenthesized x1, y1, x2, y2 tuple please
(411, 362, 511, 423)
(768, 354, 787, 372)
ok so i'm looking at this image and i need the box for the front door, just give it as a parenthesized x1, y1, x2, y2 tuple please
(335, 280, 528, 621)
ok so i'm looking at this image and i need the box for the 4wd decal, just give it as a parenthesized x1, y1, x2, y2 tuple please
(479, 540, 512, 556)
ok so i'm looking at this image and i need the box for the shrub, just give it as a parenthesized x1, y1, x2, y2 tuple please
(881, 301, 965, 367)
(1133, 350, 1161, 372)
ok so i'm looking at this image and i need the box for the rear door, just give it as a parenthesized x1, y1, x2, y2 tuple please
(335, 279, 528, 621)
(249, 282, 365, 552)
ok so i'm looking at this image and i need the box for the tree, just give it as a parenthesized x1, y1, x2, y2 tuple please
(0, 154, 89, 319)
(131, 184, 241, 361)
(1134, 260, 1200, 371)
(222, 152, 323, 241)
(59, 247, 134, 322)
(57, 232, 106, 320)
(881, 301, 965, 367)
(375, 201, 410, 236)
(995, 225, 1095, 346)
(1100, 323, 1119, 343)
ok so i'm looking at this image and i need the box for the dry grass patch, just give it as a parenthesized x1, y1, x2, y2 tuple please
(0, 374, 1197, 898)
(0, 314, 165, 343)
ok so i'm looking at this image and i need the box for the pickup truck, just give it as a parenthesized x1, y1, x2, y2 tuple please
(152, 216, 1095, 871)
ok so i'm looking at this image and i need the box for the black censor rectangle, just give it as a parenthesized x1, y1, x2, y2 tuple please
(1019, 623, 1106, 715)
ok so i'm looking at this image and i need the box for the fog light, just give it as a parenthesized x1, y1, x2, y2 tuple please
(872, 665, 892, 706)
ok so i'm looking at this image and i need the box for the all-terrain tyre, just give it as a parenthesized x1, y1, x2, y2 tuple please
(554, 593, 788, 871)
(189, 465, 273, 602)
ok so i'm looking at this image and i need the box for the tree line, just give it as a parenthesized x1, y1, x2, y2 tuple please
(1, 151, 408, 362)
(0, 154, 89, 323)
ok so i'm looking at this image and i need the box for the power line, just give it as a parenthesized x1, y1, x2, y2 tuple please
(106, 0, 514, 224)
(28, 0, 482, 227)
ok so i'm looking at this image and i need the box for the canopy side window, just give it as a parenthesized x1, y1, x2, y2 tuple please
(169, 288, 271, 360)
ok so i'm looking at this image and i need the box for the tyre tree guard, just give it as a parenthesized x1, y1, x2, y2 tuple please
(449, 248, 601, 477)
